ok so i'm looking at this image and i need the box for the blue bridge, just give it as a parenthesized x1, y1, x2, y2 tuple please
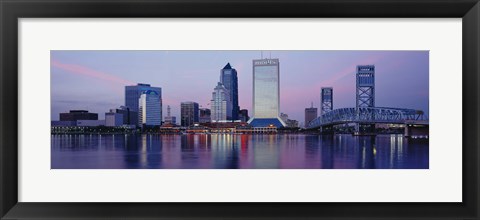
(307, 107, 426, 128)
(307, 65, 428, 137)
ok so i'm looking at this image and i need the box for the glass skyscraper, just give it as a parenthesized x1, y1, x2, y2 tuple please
(248, 58, 286, 127)
(220, 63, 239, 120)
(139, 90, 162, 127)
(125, 83, 162, 126)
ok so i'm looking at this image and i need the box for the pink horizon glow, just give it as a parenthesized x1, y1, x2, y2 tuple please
(51, 59, 135, 86)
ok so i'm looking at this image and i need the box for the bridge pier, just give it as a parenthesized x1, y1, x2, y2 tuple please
(354, 123, 376, 136)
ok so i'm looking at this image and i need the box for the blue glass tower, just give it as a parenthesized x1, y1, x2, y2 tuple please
(220, 63, 239, 121)
(125, 83, 162, 126)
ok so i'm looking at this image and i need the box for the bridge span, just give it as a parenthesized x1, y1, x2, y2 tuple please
(307, 107, 427, 135)
(305, 65, 428, 136)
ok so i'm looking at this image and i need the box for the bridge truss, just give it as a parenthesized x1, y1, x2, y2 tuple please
(307, 107, 426, 129)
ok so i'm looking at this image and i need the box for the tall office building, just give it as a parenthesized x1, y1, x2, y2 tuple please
(305, 103, 318, 128)
(125, 83, 162, 126)
(138, 90, 162, 127)
(220, 63, 239, 120)
(210, 82, 232, 122)
(248, 58, 286, 127)
(164, 105, 177, 125)
(181, 102, 199, 127)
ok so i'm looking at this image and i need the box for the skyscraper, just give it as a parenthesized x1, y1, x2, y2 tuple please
(138, 90, 162, 127)
(248, 58, 286, 127)
(181, 102, 199, 127)
(211, 82, 232, 122)
(305, 103, 318, 128)
(220, 63, 239, 120)
(125, 83, 162, 126)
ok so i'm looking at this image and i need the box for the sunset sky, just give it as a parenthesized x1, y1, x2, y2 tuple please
(51, 50, 429, 126)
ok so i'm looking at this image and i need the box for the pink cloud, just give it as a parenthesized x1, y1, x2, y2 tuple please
(320, 55, 384, 86)
(51, 59, 135, 85)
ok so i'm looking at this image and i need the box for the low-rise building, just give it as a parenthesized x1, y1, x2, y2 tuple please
(60, 110, 98, 121)
(76, 120, 105, 127)
(105, 110, 123, 127)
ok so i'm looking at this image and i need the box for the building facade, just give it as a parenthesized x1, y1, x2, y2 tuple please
(248, 58, 285, 127)
(220, 63, 239, 120)
(115, 106, 138, 126)
(210, 82, 232, 122)
(59, 110, 98, 121)
(305, 104, 318, 128)
(51, 120, 76, 127)
(239, 109, 249, 122)
(105, 110, 123, 127)
(199, 108, 211, 123)
(286, 119, 299, 128)
(139, 90, 162, 127)
(76, 120, 105, 127)
(125, 83, 162, 126)
(181, 102, 199, 127)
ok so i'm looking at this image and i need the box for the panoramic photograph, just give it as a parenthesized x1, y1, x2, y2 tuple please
(51, 50, 429, 169)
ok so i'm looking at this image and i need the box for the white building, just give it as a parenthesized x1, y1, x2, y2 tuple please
(210, 82, 232, 122)
(248, 58, 286, 127)
(105, 110, 123, 127)
(139, 90, 162, 126)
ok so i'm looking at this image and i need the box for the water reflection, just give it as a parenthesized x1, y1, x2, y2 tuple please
(51, 134, 429, 169)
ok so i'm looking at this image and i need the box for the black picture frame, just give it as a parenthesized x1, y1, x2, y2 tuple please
(1, 0, 479, 219)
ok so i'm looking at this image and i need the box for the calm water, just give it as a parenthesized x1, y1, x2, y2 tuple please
(51, 134, 428, 169)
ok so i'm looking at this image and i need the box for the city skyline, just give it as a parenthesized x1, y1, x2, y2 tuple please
(51, 50, 429, 125)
